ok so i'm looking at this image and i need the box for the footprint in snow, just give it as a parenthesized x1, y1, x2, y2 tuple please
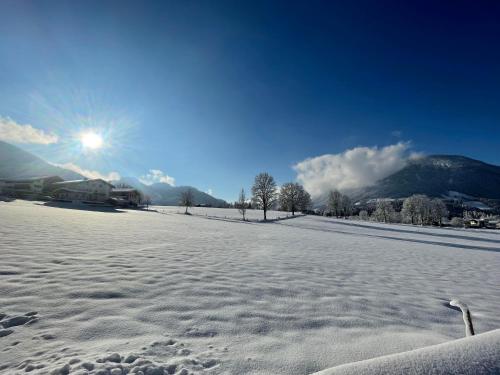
(0, 311, 39, 338)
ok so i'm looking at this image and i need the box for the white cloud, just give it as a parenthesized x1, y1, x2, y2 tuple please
(139, 169, 175, 186)
(54, 162, 121, 181)
(0, 116, 59, 144)
(294, 142, 418, 198)
(206, 188, 213, 196)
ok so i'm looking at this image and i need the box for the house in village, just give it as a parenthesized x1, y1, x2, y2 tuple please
(110, 187, 143, 207)
(51, 179, 114, 203)
(0, 176, 64, 199)
(0, 175, 148, 207)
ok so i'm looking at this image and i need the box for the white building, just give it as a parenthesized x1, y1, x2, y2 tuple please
(110, 187, 143, 207)
(51, 179, 114, 203)
(0, 176, 64, 198)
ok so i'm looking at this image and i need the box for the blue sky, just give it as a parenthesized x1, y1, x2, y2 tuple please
(1, 1, 499, 201)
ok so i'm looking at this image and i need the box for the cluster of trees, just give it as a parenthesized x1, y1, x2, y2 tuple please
(401, 194, 449, 225)
(357, 194, 449, 226)
(326, 190, 353, 218)
(234, 173, 311, 220)
(177, 175, 455, 226)
(179, 172, 311, 220)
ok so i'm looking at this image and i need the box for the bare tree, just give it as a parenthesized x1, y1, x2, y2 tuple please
(180, 188, 194, 214)
(251, 172, 278, 221)
(279, 182, 305, 215)
(298, 189, 312, 213)
(143, 195, 152, 209)
(236, 188, 247, 221)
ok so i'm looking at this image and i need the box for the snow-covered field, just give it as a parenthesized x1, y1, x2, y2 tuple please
(152, 206, 293, 221)
(0, 200, 499, 374)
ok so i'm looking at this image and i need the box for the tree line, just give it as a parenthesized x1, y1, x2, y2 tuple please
(367, 194, 449, 225)
(180, 172, 311, 220)
(179, 174, 456, 226)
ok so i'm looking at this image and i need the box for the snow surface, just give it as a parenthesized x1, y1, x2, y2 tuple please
(152, 206, 294, 221)
(311, 329, 500, 375)
(0, 200, 499, 374)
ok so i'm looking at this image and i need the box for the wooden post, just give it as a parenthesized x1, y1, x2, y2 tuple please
(450, 300, 475, 337)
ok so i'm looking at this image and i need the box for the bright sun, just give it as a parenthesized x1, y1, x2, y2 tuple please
(81, 132, 103, 149)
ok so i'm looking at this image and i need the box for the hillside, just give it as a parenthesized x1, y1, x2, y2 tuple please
(0, 141, 84, 180)
(113, 177, 228, 207)
(352, 155, 500, 201)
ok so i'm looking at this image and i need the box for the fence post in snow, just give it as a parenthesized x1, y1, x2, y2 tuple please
(450, 300, 475, 337)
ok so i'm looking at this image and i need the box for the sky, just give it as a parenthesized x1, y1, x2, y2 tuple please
(1, 1, 499, 201)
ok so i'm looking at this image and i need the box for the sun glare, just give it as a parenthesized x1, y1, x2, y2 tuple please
(81, 131, 103, 149)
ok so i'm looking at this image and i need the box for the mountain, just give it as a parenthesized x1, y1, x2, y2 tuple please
(0, 141, 84, 180)
(113, 177, 228, 207)
(353, 155, 500, 201)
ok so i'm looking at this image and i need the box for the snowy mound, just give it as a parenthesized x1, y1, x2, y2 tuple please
(311, 329, 500, 375)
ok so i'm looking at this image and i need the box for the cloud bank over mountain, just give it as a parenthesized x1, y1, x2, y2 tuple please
(139, 169, 176, 186)
(53, 162, 121, 181)
(0, 116, 59, 144)
(294, 142, 421, 198)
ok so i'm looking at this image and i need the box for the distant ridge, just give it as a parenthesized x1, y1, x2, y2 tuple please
(113, 177, 228, 207)
(352, 155, 500, 201)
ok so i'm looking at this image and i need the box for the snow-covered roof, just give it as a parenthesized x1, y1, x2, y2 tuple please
(52, 188, 92, 194)
(111, 188, 139, 193)
(53, 179, 114, 187)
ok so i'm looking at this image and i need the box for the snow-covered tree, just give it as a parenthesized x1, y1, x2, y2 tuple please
(251, 172, 278, 221)
(340, 195, 353, 218)
(430, 198, 449, 226)
(416, 195, 432, 225)
(373, 200, 395, 223)
(359, 210, 369, 221)
(236, 188, 247, 221)
(402, 194, 433, 225)
(450, 217, 464, 227)
(402, 195, 419, 224)
(180, 189, 194, 214)
(328, 190, 343, 217)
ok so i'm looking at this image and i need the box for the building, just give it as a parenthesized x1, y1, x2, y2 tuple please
(110, 187, 143, 207)
(0, 176, 64, 199)
(51, 179, 114, 203)
(464, 218, 486, 228)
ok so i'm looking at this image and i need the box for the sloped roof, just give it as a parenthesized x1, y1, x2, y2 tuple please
(112, 188, 139, 193)
(53, 178, 114, 187)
